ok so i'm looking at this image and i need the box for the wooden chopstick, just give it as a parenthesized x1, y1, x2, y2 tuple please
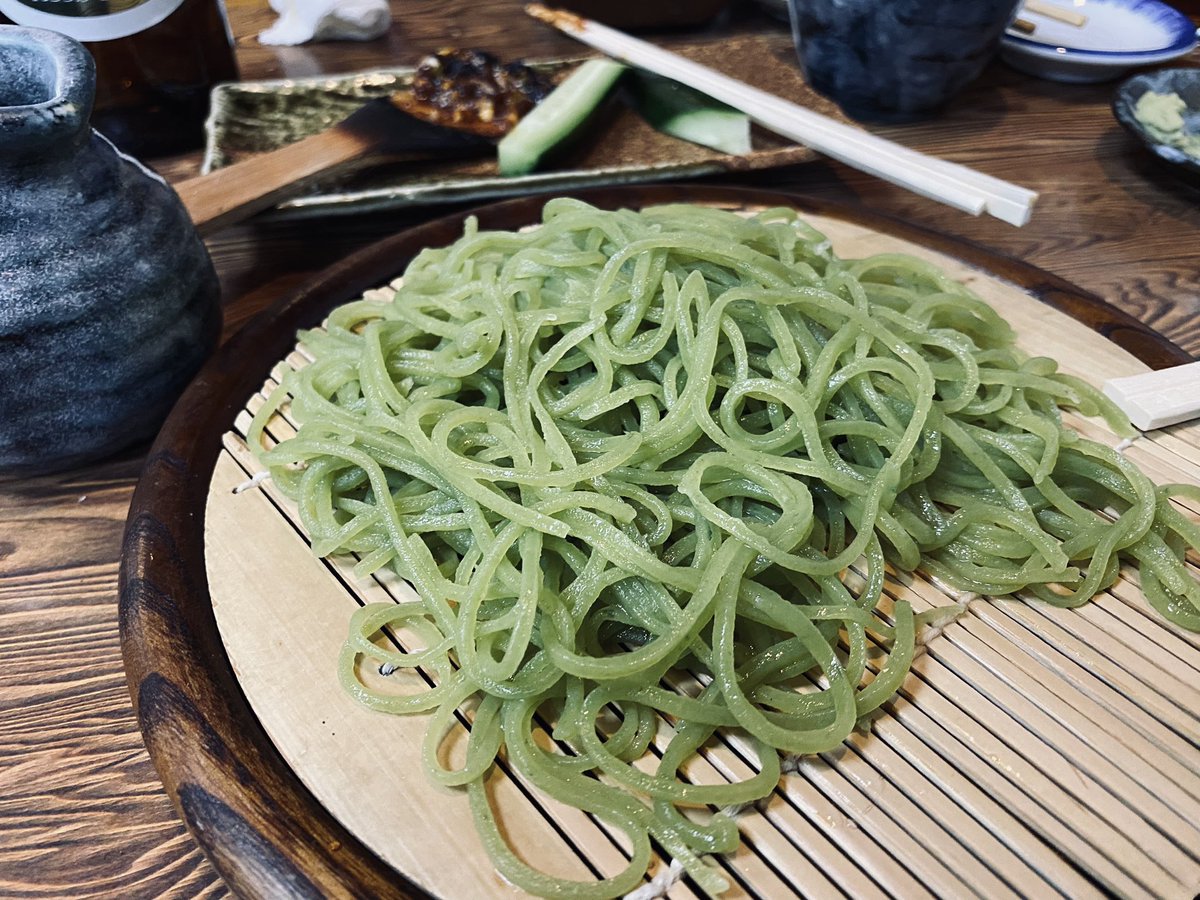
(525, 5, 1038, 226)
(1022, 0, 1088, 27)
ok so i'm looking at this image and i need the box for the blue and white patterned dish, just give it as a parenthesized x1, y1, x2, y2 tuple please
(1001, 0, 1198, 83)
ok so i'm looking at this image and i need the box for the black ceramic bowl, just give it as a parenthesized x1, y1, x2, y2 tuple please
(1112, 67, 1200, 182)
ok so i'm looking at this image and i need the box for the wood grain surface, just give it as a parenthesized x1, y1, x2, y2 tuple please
(2, 1, 1199, 897)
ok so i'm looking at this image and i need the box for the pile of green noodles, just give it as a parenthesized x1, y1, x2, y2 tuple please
(249, 200, 1200, 898)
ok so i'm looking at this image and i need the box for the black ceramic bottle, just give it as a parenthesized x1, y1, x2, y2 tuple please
(0, 0, 237, 156)
(0, 25, 221, 475)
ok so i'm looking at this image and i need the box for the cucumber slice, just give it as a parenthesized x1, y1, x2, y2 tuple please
(626, 70, 751, 156)
(498, 58, 626, 176)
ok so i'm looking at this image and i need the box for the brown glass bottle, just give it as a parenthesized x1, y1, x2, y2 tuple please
(0, 0, 238, 157)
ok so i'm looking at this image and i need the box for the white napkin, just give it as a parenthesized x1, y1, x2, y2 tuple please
(258, 0, 390, 45)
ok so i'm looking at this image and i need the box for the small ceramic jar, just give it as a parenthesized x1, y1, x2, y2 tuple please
(0, 25, 221, 475)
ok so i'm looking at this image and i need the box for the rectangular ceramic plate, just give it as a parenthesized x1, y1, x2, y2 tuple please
(201, 34, 838, 219)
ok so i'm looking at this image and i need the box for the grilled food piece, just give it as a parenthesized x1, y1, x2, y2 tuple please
(391, 48, 555, 139)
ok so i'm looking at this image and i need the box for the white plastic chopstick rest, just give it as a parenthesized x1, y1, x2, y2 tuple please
(1102, 361, 1200, 431)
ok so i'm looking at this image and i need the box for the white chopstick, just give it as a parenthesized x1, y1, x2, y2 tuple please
(526, 4, 1038, 226)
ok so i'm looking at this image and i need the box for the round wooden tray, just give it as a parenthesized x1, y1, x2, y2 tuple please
(118, 185, 1195, 900)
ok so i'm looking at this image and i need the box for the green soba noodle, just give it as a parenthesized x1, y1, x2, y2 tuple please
(248, 200, 1200, 897)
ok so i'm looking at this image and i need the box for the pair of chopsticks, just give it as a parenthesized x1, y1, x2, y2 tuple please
(526, 5, 1037, 226)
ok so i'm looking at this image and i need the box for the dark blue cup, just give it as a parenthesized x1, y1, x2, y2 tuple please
(788, 0, 1022, 122)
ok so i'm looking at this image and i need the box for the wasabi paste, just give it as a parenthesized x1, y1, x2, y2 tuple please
(1134, 90, 1200, 160)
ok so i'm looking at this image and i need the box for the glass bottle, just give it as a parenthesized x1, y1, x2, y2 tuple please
(0, 0, 238, 157)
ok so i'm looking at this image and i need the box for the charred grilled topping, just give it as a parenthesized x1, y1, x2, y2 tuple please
(392, 48, 554, 139)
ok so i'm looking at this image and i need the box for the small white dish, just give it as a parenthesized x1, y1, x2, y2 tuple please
(1001, 0, 1198, 83)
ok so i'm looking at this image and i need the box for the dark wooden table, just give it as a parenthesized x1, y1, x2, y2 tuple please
(2, 1, 1198, 896)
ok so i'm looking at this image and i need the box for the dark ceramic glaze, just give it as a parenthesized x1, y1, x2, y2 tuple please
(1112, 67, 1200, 185)
(0, 26, 220, 475)
(788, 0, 1022, 122)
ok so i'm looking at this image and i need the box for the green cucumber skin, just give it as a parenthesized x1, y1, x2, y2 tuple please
(627, 71, 751, 156)
(498, 58, 627, 176)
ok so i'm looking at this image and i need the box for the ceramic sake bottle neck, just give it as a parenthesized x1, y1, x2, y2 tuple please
(0, 25, 95, 161)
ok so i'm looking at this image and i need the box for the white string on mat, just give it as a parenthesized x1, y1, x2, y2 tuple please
(623, 859, 685, 900)
(232, 470, 271, 494)
(914, 602, 971, 658)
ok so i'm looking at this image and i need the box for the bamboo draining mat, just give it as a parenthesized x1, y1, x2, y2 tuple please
(205, 210, 1200, 900)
